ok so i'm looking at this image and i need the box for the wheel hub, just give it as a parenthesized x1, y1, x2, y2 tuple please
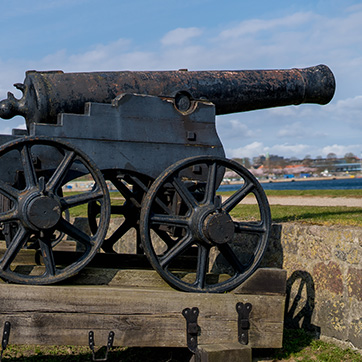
(25, 195, 61, 230)
(202, 212, 234, 244)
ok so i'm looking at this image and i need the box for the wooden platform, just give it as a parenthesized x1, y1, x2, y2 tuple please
(0, 267, 286, 360)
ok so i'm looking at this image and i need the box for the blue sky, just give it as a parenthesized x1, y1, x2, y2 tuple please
(1, 0, 362, 160)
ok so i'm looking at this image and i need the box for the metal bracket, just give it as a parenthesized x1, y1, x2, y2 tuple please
(182, 307, 200, 353)
(236, 302, 252, 345)
(88, 330, 115, 361)
(0, 321, 10, 362)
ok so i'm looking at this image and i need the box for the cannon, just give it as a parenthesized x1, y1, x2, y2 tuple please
(0, 65, 335, 292)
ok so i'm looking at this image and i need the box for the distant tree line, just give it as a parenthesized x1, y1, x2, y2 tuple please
(233, 152, 361, 174)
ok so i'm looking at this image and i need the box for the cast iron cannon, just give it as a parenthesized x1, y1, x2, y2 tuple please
(0, 65, 335, 292)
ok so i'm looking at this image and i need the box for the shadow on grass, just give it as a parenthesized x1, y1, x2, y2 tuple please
(273, 329, 315, 359)
(252, 328, 315, 361)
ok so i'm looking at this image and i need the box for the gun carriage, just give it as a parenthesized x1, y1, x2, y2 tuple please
(0, 65, 335, 292)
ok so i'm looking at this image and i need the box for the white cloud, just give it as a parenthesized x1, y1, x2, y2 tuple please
(218, 12, 316, 40)
(226, 142, 265, 159)
(277, 121, 327, 139)
(217, 119, 257, 140)
(321, 144, 362, 158)
(328, 95, 362, 129)
(225, 141, 362, 160)
(264, 143, 311, 157)
(268, 107, 299, 117)
(161, 27, 203, 46)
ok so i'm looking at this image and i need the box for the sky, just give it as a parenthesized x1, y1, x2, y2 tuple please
(0, 0, 362, 160)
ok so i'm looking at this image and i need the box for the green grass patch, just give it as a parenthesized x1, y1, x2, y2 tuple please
(230, 204, 362, 227)
(2, 330, 361, 361)
(0, 345, 192, 361)
(64, 190, 362, 226)
(270, 329, 362, 361)
(64, 191, 124, 218)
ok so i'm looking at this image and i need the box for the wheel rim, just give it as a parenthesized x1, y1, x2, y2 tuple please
(0, 137, 110, 284)
(140, 156, 271, 293)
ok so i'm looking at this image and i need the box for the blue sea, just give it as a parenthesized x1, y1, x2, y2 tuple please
(219, 177, 362, 192)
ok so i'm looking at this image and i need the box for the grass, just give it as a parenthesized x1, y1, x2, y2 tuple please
(1, 330, 361, 361)
(230, 204, 362, 227)
(271, 329, 362, 361)
(1, 345, 192, 361)
(65, 189, 362, 226)
(265, 189, 362, 198)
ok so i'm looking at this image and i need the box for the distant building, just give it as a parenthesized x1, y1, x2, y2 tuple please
(334, 162, 361, 172)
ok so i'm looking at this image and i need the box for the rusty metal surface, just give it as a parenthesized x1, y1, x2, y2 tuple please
(0, 65, 335, 126)
(0, 64, 336, 288)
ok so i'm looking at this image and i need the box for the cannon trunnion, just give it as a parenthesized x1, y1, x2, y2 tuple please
(0, 65, 335, 292)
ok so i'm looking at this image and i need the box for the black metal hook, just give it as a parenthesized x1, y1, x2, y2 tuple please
(0, 321, 11, 362)
(236, 302, 252, 345)
(182, 307, 200, 353)
(88, 330, 114, 361)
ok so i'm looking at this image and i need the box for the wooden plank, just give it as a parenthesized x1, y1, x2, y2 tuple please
(191, 344, 252, 362)
(67, 267, 287, 295)
(0, 283, 284, 348)
(0, 245, 200, 271)
(232, 268, 287, 295)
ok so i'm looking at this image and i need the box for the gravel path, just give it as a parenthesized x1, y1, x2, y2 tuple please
(244, 196, 361, 207)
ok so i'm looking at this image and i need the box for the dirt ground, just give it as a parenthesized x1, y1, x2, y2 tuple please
(243, 196, 361, 207)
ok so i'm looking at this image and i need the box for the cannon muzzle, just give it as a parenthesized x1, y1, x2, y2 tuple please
(0, 65, 335, 127)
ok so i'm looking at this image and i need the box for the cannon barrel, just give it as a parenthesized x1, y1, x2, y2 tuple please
(0, 65, 335, 126)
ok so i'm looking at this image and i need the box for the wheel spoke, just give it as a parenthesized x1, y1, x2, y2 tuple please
(217, 243, 248, 274)
(153, 227, 179, 249)
(20, 144, 37, 188)
(101, 218, 134, 252)
(140, 156, 271, 293)
(0, 180, 19, 201)
(0, 225, 28, 271)
(0, 209, 18, 223)
(159, 233, 193, 268)
(173, 177, 199, 209)
(204, 162, 218, 204)
(152, 195, 173, 215)
(222, 183, 255, 212)
(111, 205, 126, 215)
(194, 245, 209, 288)
(0, 138, 110, 284)
(88, 201, 101, 218)
(150, 213, 189, 228)
(46, 151, 76, 192)
(234, 221, 266, 234)
(57, 218, 93, 249)
(61, 188, 104, 210)
(39, 239, 56, 276)
(111, 177, 141, 209)
(128, 174, 150, 195)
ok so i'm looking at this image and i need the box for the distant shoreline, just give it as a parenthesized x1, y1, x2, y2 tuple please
(223, 175, 361, 185)
(260, 175, 360, 184)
